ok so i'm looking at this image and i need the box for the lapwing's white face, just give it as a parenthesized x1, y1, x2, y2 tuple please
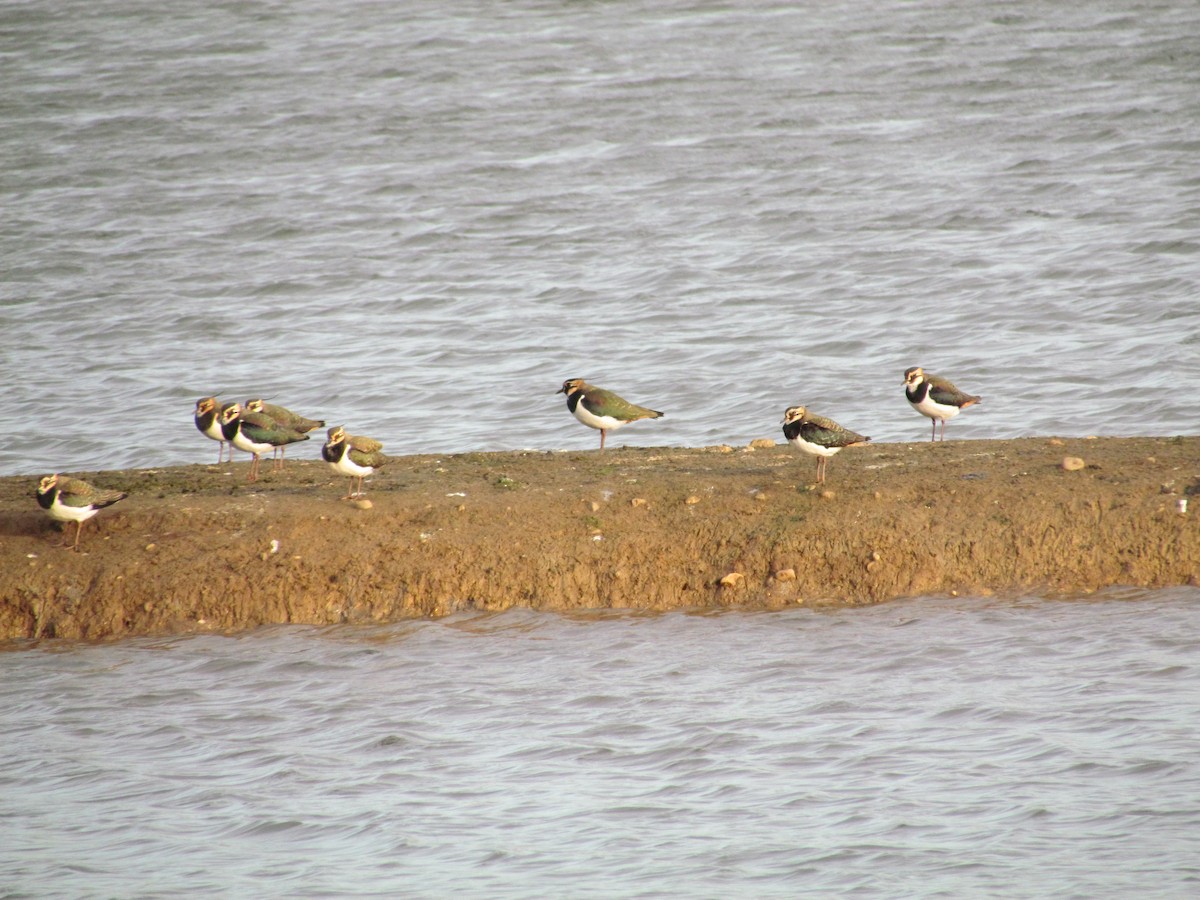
(222, 404, 242, 424)
(246, 399, 263, 413)
(38, 474, 58, 494)
(904, 367, 924, 387)
(195, 398, 215, 416)
(328, 427, 346, 443)
(782, 406, 806, 425)
(558, 379, 584, 395)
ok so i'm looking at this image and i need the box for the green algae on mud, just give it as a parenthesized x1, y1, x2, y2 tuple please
(1, 436, 1198, 641)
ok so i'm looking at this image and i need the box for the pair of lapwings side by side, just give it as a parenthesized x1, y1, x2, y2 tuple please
(559, 367, 981, 485)
(785, 367, 981, 484)
(555, 377, 864, 485)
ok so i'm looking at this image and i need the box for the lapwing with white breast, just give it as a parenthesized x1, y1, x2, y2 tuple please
(322, 426, 395, 498)
(557, 378, 664, 450)
(903, 367, 981, 442)
(245, 398, 324, 468)
(781, 406, 871, 485)
(36, 474, 127, 551)
(220, 402, 309, 482)
(194, 396, 237, 463)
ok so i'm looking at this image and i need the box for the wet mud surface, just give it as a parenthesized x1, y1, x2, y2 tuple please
(2, 436, 1197, 641)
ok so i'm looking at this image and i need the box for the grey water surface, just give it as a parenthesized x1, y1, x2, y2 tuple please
(2, 0, 1198, 477)
(2, 592, 1199, 897)
(3, 2, 1199, 896)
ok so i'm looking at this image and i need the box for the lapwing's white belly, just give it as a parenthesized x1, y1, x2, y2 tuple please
(910, 392, 961, 422)
(329, 453, 374, 478)
(231, 430, 274, 455)
(201, 419, 225, 442)
(788, 435, 840, 459)
(572, 403, 627, 432)
(47, 498, 97, 524)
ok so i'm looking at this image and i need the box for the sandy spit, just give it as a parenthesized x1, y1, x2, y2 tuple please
(2, 437, 1197, 641)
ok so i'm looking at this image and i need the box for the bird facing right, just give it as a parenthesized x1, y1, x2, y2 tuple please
(781, 406, 871, 485)
(903, 367, 981, 442)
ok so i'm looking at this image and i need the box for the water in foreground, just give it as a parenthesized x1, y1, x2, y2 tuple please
(2, 590, 1198, 897)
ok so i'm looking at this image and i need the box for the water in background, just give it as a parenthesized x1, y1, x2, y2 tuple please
(1, 0, 1198, 477)
(3, 6, 1199, 894)
(2, 592, 1198, 897)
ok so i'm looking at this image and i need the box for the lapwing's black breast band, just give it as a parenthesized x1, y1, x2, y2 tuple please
(906, 382, 929, 404)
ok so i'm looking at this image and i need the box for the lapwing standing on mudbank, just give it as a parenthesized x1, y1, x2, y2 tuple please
(322, 426, 394, 499)
(781, 406, 871, 485)
(36, 474, 127, 551)
(245, 398, 325, 468)
(903, 366, 981, 442)
(194, 396, 237, 463)
(220, 402, 309, 482)
(557, 378, 664, 450)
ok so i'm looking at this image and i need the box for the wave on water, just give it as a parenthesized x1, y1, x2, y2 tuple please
(1, 591, 1198, 895)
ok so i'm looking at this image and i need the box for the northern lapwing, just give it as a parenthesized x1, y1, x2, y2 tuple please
(194, 397, 237, 463)
(36, 474, 127, 551)
(322, 426, 394, 498)
(903, 367, 981, 442)
(220, 403, 309, 482)
(557, 378, 664, 450)
(781, 406, 871, 485)
(245, 399, 325, 468)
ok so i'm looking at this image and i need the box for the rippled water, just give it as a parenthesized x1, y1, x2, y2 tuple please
(2, 0, 1199, 477)
(3, 5, 1199, 893)
(2, 592, 1198, 897)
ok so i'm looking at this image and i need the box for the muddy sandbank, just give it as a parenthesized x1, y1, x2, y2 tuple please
(1, 436, 1197, 641)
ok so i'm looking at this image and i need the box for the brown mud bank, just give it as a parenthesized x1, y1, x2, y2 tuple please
(1, 437, 1198, 641)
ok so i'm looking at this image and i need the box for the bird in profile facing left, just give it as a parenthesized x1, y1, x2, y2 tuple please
(781, 406, 871, 485)
(245, 399, 324, 434)
(220, 403, 309, 482)
(903, 366, 981, 442)
(322, 426, 394, 498)
(36, 474, 127, 551)
(245, 398, 325, 468)
(557, 378, 664, 450)
(194, 396, 236, 463)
